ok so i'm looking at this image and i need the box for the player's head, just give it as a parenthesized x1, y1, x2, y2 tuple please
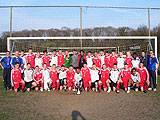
(76, 68, 81, 73)
(14, 62, 20, 69)
(6, 51, 10, 56)
(87, 51, 92, 56)
(83, 62, 87, 68)
(149, 50, 154, 56)
(20, 50, 24, 56)
(52, 51, 57, 55)
(92, 64, 96, 69)
(65, 50, 69, 55)
(27, 63, 31, 69)
(141, 50, 145, 57)
(15, 50, 20, 57)
(119, 51, 123, 57)
(80, 50, 84, 55)
(131, 68, 137, 74)
(126, 51, 131, 56)
(51, 64, 56, 69)
(102, 64, 106, 69)
(35, 66, 40, 72)
(43, 50, 47, 55)
(72, 50, 77, 55)
(139, 62, 144, 68)
(43, 63, 47, 69)
(69, 65, 73, 71)
(100, 49, 104, 55)
(36, 52, 41, 57)
(113, 63, 117, 69)
(105, 52, 109, 56)
(124, 63, 128, 69)
(28, 48, 32, 53)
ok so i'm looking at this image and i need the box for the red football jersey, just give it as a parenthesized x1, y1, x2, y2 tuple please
(12, 68, 22, 83)
(137, 67, 148, 81)
(57, 54, 64, 67)
(110, 55, 117, 68)
(50, 70, 58, 81)
(92, 57, 101, 68)
(120, 69, 131, 80)
(101, 69, 110, 81)
(81, 67, 91, 82)
(34, 72, 43, 81)
(26, 54, 35, 68)
(66, 70, 75, 81)
(104, 56, 110, 68)
(125, 56, 133, 68)
(42, 55, 51, 67)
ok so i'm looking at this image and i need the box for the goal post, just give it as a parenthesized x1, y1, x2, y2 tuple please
(7, 36, 157, 56)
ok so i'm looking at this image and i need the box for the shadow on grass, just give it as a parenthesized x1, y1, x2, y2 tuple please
(71, 110, 86, 120)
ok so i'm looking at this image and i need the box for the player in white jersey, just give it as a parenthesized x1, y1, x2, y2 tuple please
(35, 52, 43, 69)
(74, 68, 82, 95)
(110, 64, 120, 92)
(23, 63, 34, 92)
(41, 63, 51, 91)
(58, 65, 67, 90)
(117, 52, 125, 69)
(99, 50, 105, 66)
(86, 51, 93, 68)
(130, 68, 140, 92)
(50, 51, 58, 66)
(90, 64, 99, 92)
(132, 53, 140, 68)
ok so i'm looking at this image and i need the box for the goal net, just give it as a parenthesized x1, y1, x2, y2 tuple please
(7, 36, 157, 56)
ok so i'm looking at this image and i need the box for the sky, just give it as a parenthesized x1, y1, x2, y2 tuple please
(0, 0, 160, 34)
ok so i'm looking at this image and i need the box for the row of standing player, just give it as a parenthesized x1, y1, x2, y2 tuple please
(0, 48, 159, 94)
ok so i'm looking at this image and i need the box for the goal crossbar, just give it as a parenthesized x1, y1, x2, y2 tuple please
(7, 36, 157, 56)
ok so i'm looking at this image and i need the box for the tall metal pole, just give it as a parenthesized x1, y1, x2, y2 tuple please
(147, 8, 153, 51)
(9, 7, 13, 37)
(148, 8, 151, 37)
(80, 7, 83, 49)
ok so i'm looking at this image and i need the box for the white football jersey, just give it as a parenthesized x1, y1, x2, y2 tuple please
(87, 56, 93, 68)
(90, 69, 99, 82)
(110, 69, 119, 83)
(50, 56, 58, 66)
(35, 57, 42, 68)
(117, 57, 125, 69)
(42, 69, 50, 82)
(59, 70, 66, 79)
(24, 69, 33, 82)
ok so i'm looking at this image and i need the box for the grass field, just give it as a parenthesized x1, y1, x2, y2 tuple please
(0, 68, 160, 120)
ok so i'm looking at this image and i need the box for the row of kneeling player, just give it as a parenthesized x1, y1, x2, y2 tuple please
(11, 61, 150, 94)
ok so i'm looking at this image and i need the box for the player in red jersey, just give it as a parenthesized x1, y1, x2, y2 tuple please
(50, 64, 59, 90)
(25, 48, 35, 68)
(117, 63, 131, 93)
(11, 63, 25, 92)
(33, 66, 43, 91)
(137, 62, 150, 92)
(81, 62, 91, 91)
(92, 52, 101, 69)
(109, 51, 117, 68)
(98, 64, 111, 92)
(104, 52, 111, 68)
(125, 51, 133, 69)
(42, 50, 51, 67)
(57, 50, 64, 67)
(66, 65, 75, 91)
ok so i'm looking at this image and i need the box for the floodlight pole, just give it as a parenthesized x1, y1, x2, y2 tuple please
(80, 7, 83, 49)
(9, 7, 13, 37)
